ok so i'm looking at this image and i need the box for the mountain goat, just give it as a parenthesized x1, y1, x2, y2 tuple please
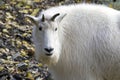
(26, 4, 120, 80)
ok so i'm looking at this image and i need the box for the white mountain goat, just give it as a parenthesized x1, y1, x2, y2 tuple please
(26, 4, 120, 80)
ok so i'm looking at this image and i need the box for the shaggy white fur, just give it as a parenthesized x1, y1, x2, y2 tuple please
(28, 4, 120, 80)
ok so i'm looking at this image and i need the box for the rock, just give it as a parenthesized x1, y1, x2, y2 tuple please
(13, 73, 23, 80)
(0, 53, 8, 60)
(17, 63, 28, 71)
(0, 68, 9, 78)
(13, 53, 26, 61)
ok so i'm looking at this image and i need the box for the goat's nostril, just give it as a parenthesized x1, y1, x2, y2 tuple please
(44, 48, 54, 53)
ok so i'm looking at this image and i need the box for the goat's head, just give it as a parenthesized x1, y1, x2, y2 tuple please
(25, 12, 66, 65)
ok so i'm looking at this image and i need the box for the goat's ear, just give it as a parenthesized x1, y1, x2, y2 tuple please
(25, 15, 39, 26)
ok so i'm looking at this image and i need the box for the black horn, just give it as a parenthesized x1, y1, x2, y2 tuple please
(41, 14, 45, 22)
(51, 13, 60, 21)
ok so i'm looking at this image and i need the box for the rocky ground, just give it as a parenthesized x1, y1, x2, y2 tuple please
(0, 0, 61, 80)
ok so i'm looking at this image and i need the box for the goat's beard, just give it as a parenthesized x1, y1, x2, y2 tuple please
(35, 53, 59, 66)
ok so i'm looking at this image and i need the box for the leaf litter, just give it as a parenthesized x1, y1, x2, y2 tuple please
(0, 0, 61, 80)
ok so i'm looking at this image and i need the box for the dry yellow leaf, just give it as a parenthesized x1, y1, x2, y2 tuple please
(19, 10, 29, 13)
(34, 0, 41, 2)
(16, 40, 22, 47)
(26, 72, 34, 80)
(31, 9, 40, 16)
(38, 63, 43, 67)
(2, 29, 9, 33)
(5, 34, 10, 38)
(0, 66, 4, 71)
(25, 5, 31, 9)
(0, 48, 6, 53)
(6, 12, 13, 19)
(23, 33, 28, 37)
(20, 50, 27, 57)
(25, 60, 29, 63)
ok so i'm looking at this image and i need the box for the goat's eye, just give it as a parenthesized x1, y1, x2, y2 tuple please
(55, 28, 57, 31)
(39, 27, 42, 31)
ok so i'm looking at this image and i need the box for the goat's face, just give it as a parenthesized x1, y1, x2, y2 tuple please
(26, 13, 66, 65)
(35, 18, 61, 65)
